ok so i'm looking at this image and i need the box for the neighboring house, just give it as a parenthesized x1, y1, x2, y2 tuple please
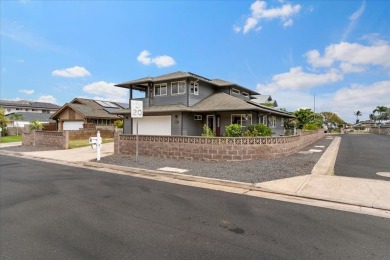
(50, 98, 126, 130)
(6, 112, 55, 127)
(114, 71, 294, 136)
(0, 100, 60, 115)
(353, 120, 376, 131)
(250, 95, 278, 107)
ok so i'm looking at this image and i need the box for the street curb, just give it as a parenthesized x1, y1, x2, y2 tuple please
(311, 136, 341, 175)
(83, 161, 390, 213)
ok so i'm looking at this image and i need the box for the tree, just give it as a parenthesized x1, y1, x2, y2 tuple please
(353, 111, 362, 124)
(373, 106, 389, 124)
(8, 113, 24, 136)
(293, 109, 324, 129)
(321, 112, 345, 129)
(0, 108, 8, 136)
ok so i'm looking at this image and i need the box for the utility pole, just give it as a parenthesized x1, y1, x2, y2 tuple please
(314, 94, 316, 113)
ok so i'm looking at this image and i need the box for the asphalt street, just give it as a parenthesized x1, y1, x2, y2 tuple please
(335, 134, 390, 180)
(1, 155, 390, 259)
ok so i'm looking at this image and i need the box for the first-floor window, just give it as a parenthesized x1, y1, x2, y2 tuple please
(231, 114, 252, 127)
(271, 116, 276, 128)
(154, 83, 167, 96)
(261, 115, 268, 125)
(171, 81, 186, 95)
(281, 118, 284, 127)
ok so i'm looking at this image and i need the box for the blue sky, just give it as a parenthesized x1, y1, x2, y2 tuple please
(1, 0, 389, 123)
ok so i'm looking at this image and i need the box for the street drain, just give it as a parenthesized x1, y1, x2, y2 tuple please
(376, 172, 390, 178)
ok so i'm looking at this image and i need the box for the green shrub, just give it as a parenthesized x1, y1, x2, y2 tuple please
(302, 123, 319, 130)
(244, 123, 272, 137)
(114, 120, 124, 128)
(201, 124, 216, 137)
(224, 124, 242, 137)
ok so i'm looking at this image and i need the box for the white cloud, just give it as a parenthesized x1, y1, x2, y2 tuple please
(339, 62, 366, 73)
(265, 81, 390, 123)
(52, 66, 91, 78)
(331, 81, 390, 123)
(37, 95, 57, 104)
(82, 81, 128, 102)
(283, 19, 293, 27)
(239, 0, 301, 34)
(233, 25, 241, 33)
(256, 67, 343, 93)
(137, 50, 176, 68)
(342, 1, 366, 41)
(305, 41, 390, 70)
(137, 50, 152, 65)
(19, 89, 34, 95)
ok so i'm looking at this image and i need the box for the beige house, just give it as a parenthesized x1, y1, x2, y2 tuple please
(51, 98, 126, 130)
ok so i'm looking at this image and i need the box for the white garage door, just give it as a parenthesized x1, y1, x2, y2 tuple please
(63, 121, 84, 130)
(133, 116, 171, 135)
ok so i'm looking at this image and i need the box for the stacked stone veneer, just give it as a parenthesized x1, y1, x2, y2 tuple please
(23, 131, 68, 149)
(115, 130, 324, 162)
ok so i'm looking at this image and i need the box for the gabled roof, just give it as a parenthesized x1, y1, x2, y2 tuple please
(6, 112, 55, 122)
(192, 92, 259, 112)
(115, 71, 259, 95)
(50, 98, 122, 120)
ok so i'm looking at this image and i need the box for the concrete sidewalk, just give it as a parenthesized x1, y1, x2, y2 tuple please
(1, 138, 389, 215)
(20, 142, 114, 163)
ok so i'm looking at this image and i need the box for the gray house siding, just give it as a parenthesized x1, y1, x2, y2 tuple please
(182, 112, 203, 136)
(188, 82, 216, 106)
(150, 79, 188, 106)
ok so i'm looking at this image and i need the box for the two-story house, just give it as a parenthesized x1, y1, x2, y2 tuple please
(0, 100, 60, 115)
(114, 71, 294, 136)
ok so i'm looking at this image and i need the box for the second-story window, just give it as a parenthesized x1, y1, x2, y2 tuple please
(171, 81, 186, 95)
(154, 83, 167, 96)
(190, 81, 199, 95)
(232, 88, 240, 95)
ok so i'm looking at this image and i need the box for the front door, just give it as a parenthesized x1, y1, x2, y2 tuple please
(216, 115, 221, 136)
(207, 115, 214, 131)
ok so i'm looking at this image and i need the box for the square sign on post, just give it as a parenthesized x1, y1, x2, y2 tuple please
(131, 100, 143, 118)
(131, 100, 143, 162)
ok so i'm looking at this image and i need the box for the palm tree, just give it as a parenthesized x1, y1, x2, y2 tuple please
(353, 111, 362, 124)
(9, 113, 24, 136)
(373, 106, 388, 124)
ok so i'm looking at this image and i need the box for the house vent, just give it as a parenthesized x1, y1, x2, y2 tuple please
(194, 115, 202, 120)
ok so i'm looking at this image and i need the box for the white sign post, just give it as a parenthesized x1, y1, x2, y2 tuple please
(131, 100, 143, 162)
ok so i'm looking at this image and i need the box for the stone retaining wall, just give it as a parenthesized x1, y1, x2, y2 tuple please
(115, 130, 324, 162)
(68, 129, 114, 140)
(371, 127, 390, 135)
(22, 131, 68, 149)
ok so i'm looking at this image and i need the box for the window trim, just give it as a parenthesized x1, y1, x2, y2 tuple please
(171, 81, 186, 95)
(194, 115, 202, 120)
(242, 92, 249, 97)
(271, 116, 277, 128)
(231, 114, 252, 127)
(154, 83, 167, 96)
(190, 81, 199, 95)
(232, 88, 240, 95)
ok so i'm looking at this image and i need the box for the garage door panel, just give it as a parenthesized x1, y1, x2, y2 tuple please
(133, 116, 171, 135)
(63, 121, 84, 130)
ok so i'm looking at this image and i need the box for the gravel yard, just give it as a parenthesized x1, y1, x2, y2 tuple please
(0, 136, 335, 183)
(97, 136, 334, 183)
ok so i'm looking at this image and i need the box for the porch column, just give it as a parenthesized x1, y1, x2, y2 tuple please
(213, 112, 217, 133)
